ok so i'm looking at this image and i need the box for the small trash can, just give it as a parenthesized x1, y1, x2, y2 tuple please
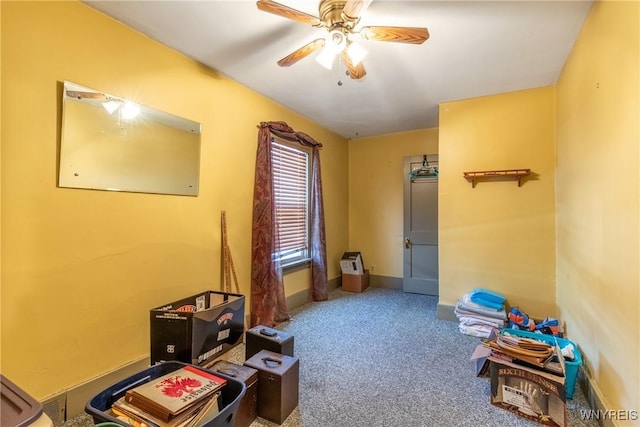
(1, 374, 54, 427)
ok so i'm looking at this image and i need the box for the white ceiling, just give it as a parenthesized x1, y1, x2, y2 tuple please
(84, 0, 593, 139)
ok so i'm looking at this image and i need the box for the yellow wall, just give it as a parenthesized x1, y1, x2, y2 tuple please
(555, 0, 639, 416)
(438, 87, 557, 318)
(0, 1, 348, 400)
(4, 0, 638, 418)
(348, 129, 438, 277)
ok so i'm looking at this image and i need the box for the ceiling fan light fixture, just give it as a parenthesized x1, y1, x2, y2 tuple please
(315, 47, 337, 69)
(326, 29, 347, 51)
(346, 41, 367, 66)
(315, 30, 346, 69)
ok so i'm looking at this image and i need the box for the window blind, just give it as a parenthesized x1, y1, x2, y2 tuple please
(272, 141, 309, 260)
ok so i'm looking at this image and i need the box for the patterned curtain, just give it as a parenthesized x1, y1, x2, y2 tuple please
(309, 144, 328, 302)
(250, 122, 328, 327)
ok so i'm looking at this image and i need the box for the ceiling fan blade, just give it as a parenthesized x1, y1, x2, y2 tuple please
(257, 0, 322, 27)
(277, 38, 325, 67)
(342, 0, 373, 20)
(359, 26, 430, 44)
(341, 49, 367, 80)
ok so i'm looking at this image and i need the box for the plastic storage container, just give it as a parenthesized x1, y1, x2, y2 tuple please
(501, 328, 582, 399)
(86, 361, 246, 426)
(1, 374, 54, 427)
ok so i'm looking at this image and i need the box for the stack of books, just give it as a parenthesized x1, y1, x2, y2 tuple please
(108, 365, 227, 427)
(484, 333, 565, 375)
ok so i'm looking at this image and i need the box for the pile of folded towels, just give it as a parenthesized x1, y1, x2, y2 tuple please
(455, 288, 507, 338)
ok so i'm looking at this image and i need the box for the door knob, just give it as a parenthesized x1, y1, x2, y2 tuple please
(405, 237, 411, 249)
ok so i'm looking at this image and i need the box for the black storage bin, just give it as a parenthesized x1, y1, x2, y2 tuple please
(86, 361, 246, 427)
(150, 291, 245, 366)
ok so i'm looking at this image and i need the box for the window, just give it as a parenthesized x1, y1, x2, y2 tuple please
(271, 138, 311, 267)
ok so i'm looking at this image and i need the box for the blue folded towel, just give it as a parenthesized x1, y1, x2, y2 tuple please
(470, 288, 506, 310)
(470, 296, 503, 310)
(471, 288, 505, 304)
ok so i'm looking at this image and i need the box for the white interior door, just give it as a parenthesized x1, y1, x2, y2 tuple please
(403, 155, 439, 295)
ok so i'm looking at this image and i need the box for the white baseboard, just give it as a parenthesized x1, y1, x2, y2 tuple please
(43, 356, 150, 423)
(578, 368, 622, 427)
(369, 274, 402, 289)
(436, 302, 458, 322)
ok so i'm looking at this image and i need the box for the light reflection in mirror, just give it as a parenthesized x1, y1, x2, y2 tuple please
(59, 81, 202, 196)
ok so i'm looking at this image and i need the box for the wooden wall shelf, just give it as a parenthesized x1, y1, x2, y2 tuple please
(463, 169, 531, 188)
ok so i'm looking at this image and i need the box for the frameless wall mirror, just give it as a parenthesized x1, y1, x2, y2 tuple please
(59, 81, 202, 196)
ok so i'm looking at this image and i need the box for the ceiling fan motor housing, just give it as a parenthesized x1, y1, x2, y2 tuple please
(319, 0, 360, 30)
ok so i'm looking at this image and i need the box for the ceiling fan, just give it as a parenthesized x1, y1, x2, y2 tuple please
(256, 0, 429, 80)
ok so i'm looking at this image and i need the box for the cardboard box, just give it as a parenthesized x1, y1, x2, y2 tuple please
(470, 343, 493, 378)
(489, 356, 566, 427)
(469, 328, 497, 377)
(340, 252, 365, 275)
(150, 290, 245, 366)
(342, 270, 369, 293)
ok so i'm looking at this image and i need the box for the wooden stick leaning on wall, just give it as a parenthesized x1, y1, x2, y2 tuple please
(222, 211, 240, 294)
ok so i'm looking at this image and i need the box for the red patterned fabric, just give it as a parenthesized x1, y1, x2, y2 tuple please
(250, 122, 328, 327)
(251, 123, 289, 327)
(309, 145, 328, 302)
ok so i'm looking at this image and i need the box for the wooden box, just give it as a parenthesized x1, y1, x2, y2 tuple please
(243, 350, 299, 424)
(342, 270, 370, 293)
(245, 325, 294, 360)
(208, 360, 258, 427)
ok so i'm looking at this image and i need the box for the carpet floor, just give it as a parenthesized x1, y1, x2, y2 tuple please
(66, 286, 599, 427)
